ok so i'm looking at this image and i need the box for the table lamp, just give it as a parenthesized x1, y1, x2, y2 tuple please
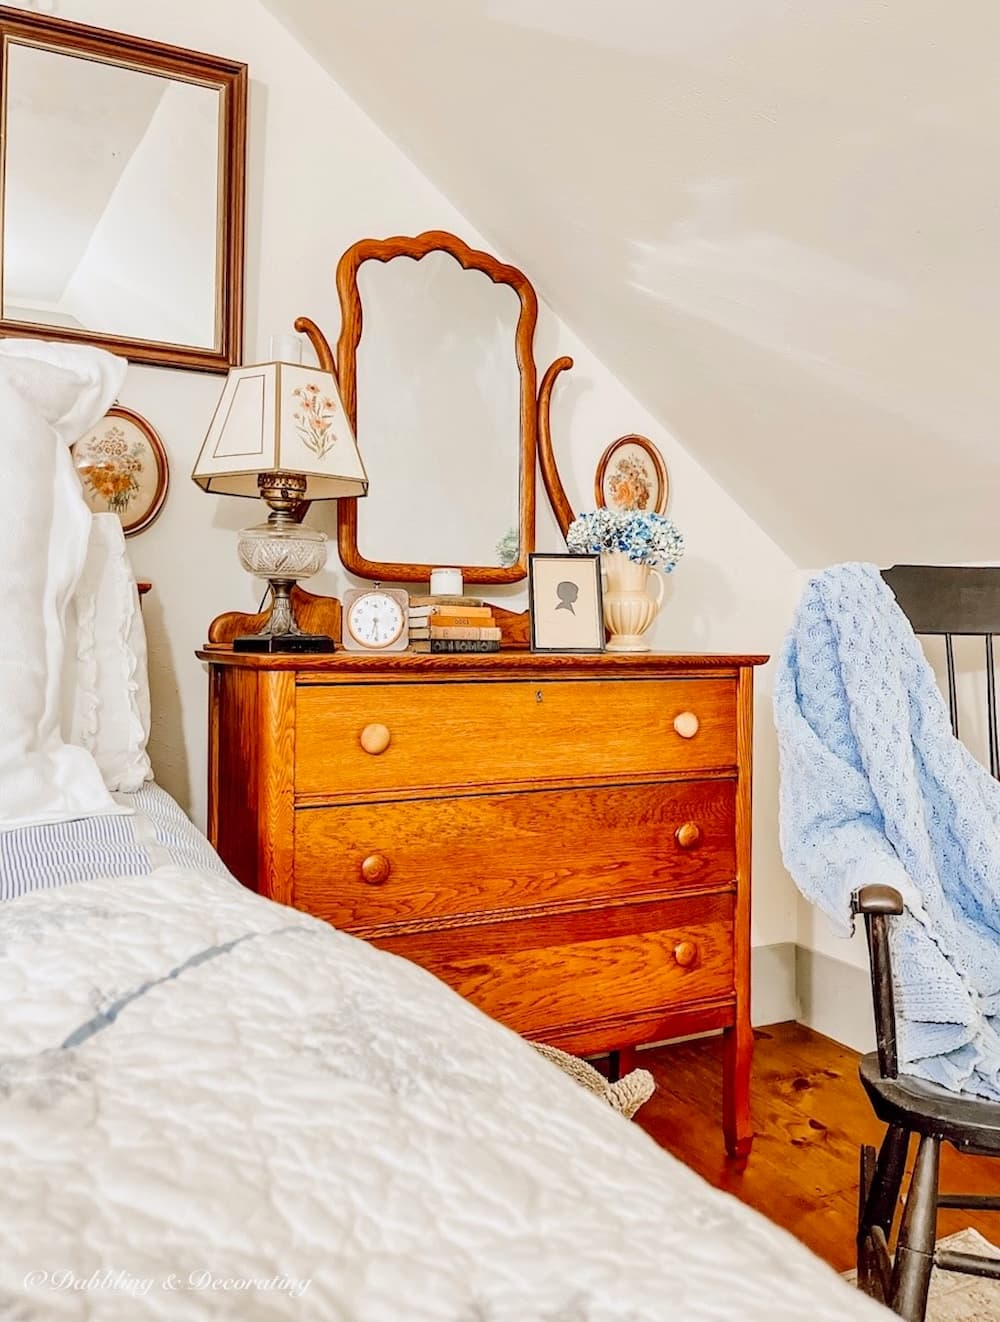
(192, 356, 367, 652)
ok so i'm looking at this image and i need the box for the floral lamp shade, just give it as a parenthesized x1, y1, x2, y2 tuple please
(191, 361, 368, 499)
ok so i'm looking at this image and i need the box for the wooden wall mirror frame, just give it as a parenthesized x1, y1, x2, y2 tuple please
(0, 6, 246, 373)
(326, 230, 546, 585)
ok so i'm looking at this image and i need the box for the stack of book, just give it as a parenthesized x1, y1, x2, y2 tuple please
(409, 596, 501, 653)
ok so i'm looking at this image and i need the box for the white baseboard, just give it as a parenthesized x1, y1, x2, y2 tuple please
(794, 945, 874, 1052)
(749, 941, 874, 1052)
(750, 941, 798, 1026)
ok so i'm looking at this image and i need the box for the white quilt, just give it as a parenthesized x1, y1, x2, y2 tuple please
(0, 868, 887, 1321)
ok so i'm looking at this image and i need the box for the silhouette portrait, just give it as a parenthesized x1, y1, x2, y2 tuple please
(529, 553, 604, 652)
(555, 581, 578, 614)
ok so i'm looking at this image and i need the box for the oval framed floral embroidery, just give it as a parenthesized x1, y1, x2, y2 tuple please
(71, 405, 169, 537)
(594, 434, 669, 516)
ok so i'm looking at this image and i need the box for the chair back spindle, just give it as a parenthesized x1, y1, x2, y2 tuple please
(944, 635, 959, 738)
(986, 637, 999, 778)
(882, 565, 1000, 778)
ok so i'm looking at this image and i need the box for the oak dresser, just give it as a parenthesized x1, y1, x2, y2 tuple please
(200, 645, 766, 1156)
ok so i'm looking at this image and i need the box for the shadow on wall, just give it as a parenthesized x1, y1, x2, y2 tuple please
(142, 591, 190, 808)
(653, 554, 738, 649)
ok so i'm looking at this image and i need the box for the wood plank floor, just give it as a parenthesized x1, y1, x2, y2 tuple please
(631, 1021, 1000, 1272)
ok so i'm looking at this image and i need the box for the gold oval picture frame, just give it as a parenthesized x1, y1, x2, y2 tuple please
(595, 434, 669, 515)
(71, 405, 169, 537)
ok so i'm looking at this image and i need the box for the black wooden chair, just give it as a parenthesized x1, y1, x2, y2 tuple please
(853, 566, 1000, 1319)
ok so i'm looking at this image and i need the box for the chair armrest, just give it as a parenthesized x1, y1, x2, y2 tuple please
(852, 884, 904, 917)
(851, 886, 902, 1078)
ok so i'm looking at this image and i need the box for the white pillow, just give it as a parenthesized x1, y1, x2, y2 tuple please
(66, 514, 153, 793)
(0, 340, 128, 831)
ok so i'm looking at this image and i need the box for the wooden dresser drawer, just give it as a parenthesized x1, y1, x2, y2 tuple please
(296, 676, 736, 797)
(372, 893, 734, 1036)
(293, 778, 735, 930)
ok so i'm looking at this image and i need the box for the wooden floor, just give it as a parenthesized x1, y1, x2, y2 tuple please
(631, 1021, 1000, 1273)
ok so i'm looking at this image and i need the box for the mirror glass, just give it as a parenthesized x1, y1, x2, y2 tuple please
(354, 251, 522, 569)
(3, 43, 221, 349)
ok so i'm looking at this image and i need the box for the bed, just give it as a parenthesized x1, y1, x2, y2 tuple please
(0, 342, 887, 1319)
(2, 802, 888, 1322)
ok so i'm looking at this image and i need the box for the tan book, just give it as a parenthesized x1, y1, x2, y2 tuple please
(408, 594, 484, 607)
(430, 604, 493, 621)
(428, 626, 502, 641)
(427, 612, 494, 628)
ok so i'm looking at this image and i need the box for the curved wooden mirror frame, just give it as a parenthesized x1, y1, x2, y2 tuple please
(537, 355, 576, 540)
(332, 230, 539, 585)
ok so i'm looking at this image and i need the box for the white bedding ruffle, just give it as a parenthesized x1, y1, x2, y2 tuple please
(67, 514, 152, 792)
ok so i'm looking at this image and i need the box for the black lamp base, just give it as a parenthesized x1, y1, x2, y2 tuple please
(233, 633, 336, 654)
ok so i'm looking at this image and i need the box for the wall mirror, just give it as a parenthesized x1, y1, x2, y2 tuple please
(0, 7, 246, 372)
(333, 231, 539, 584)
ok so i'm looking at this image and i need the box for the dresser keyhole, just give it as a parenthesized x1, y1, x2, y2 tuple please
(536, 691, 544, 703)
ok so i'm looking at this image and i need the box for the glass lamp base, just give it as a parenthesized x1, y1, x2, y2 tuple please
(236, 516, 332, 654)
(235, 577, 336, 653)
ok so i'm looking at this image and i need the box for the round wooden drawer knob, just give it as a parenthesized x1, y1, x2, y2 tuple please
(673, 940, 698, 968)
(673, 711, 700, 739)
(360, 723, 391, 755)
(674, 822, 702, 850)
(360, 853, 392, 885)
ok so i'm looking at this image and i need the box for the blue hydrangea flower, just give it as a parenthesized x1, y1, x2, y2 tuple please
(566, 509, 685, 571)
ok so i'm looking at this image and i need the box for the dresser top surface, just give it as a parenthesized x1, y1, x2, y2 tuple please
(197, 647, 768, 675)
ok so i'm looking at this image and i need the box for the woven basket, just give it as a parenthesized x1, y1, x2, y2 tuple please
(531, 1042, 655, 1120)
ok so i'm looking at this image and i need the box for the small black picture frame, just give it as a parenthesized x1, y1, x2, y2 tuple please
(528, 553, 605, 653)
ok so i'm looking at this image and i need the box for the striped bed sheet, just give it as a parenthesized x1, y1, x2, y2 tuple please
(0, 782, 233, 901)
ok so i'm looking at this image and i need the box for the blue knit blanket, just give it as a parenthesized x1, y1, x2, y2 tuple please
(774, 562, 1000, 1098)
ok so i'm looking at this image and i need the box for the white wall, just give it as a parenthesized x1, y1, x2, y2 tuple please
(28, 0, 802, 1014)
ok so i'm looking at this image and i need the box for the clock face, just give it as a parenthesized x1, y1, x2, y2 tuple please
(346, 591, 406, 649)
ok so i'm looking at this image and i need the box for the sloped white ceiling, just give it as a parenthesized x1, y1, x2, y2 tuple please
(263, 0, 1000, 567)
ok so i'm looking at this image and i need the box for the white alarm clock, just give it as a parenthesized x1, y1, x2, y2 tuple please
(342, 585, 410, 652)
